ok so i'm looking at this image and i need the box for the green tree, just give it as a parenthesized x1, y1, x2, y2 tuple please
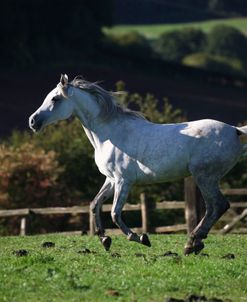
(103, 31, 153, 60)
(155, 28, 206, 62)
(205, 25, 247, 65)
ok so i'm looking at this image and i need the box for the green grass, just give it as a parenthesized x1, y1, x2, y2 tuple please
(103, 17, 247, 38)
(1, 234, 247, 302)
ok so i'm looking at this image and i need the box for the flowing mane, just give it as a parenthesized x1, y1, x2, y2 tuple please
(69, 77, 144, 120)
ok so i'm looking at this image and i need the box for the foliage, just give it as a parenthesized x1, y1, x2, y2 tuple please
(102, 31, 153, 59)
(0, 143, 65, 208)
(115, 81, 185, 124)
(182, 52, 245, 76)
(1, 234, 247, 302)
(104, 21, 247, 77)
(7, 120, 104, 203)
(103, 18, 247, 39)
(153, 28, 206, 62)
(205, 25, 247, 65)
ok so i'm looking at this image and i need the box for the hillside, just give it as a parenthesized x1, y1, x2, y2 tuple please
(104, 17, 247, 38)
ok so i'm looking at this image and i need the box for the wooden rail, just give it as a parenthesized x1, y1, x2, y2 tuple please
(0, 177, 246, 236)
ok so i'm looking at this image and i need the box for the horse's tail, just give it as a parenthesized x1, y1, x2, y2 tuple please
(236, 125, 247, 136)
(235, 126, 247, 157)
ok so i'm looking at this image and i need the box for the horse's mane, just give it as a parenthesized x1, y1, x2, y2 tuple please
(69, 77, 144, 121)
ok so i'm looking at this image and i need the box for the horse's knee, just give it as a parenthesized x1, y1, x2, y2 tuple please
(90, 201, 97, 213)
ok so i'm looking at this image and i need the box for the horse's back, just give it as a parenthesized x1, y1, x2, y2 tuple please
(134, 118, 241, 183)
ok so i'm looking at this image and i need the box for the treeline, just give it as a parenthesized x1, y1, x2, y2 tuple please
(113, 0, 247, 24)
(104, 25, 247, 77)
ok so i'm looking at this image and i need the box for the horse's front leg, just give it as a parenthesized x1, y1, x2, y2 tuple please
(90, 178, 114, 251)
(111, 180, 151, 247)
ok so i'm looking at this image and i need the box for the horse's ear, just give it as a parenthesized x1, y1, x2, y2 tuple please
(60, 74, 69, 87)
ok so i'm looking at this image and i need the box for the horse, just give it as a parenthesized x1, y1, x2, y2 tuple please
(29, 74, 247, 255)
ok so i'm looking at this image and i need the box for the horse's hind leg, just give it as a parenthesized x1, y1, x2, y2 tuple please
(184, 175, 229, 255)
(90, 178, 114, 251)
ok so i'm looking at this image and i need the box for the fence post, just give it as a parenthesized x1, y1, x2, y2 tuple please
(184, 177, 205, 234)
(20, 217, 26, 236)
(140, 193, 149, 233)
(89, 207, 95, 235)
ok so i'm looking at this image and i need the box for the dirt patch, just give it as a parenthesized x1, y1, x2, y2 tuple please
(78, 248, 96, 255)
(42, 242, 55, 248)
(166, 295, 226, 302)
(111, 252, 121, 258)
(222, 253, 235, 260)
(13, 249, 28, 257)
(163, 251, 179, 257)
(106, 289, 120, 297)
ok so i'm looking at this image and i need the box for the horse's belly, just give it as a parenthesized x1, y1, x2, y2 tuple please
(135, 155, 190, 184)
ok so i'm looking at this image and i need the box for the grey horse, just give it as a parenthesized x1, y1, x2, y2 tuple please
(29, 74, 247, 254)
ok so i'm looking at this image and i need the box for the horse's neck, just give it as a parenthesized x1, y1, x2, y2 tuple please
(72, 90, 101, 148)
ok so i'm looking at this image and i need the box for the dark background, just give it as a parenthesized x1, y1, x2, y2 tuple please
(1, 0, 247, 138)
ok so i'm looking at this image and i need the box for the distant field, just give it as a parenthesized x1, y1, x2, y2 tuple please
(103, 17, 247, 38)
(1, 234, 247, 302)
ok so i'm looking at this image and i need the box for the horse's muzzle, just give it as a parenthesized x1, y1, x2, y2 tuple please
(29, 114, 43, 132)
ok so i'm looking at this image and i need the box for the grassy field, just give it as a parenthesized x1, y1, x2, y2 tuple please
(1, 234, 247, 302)
(103, 17, 247, 38)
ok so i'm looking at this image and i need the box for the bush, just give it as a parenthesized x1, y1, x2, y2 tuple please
(103, 31, 153, 59)
(154, 28, 206, 62)
(8, 119, 104, 203)
(0, 143, 66, 208)
(205, 25, 247, 65)
(182, 52, 245, 76)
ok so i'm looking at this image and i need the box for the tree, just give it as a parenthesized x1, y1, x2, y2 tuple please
(155, 28, 206, 62)
(205, 25, 247, 65)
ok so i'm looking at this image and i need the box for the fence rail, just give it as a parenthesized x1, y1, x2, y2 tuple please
(0, 177, 247, 236)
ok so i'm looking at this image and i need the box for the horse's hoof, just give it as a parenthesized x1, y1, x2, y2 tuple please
(184, 245, 194, 256)
(140, 234, 151, 247)
(184, 241, 204, 255)
(194, 241, 204, 255)
(101, 236, 112, 251)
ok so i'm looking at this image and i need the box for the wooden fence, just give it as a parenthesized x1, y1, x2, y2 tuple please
(0, 177, 247, 236)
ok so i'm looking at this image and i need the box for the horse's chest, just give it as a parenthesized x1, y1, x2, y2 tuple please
(94, 145, 136, 181)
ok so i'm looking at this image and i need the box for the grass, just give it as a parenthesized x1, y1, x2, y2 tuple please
(1, 234, 247, 302)
(103, 17, 247, 38)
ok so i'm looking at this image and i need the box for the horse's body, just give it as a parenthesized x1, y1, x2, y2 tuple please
(29, 74, 247, 254)
(93, 117, 241, 185)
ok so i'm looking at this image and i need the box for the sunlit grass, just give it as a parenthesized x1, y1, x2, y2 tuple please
(103, 17, 247, 39)
(0, 234, 247, 301)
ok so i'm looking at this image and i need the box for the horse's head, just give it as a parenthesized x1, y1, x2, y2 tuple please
(29, 74, 75, 132)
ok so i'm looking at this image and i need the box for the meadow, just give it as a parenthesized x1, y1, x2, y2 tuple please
(0, 234, 247, 302)
(103, 17, 247, 38)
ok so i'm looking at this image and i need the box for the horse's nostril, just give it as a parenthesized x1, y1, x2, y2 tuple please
(30, 117, 35, 126)
(29, 114, 42, 131)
